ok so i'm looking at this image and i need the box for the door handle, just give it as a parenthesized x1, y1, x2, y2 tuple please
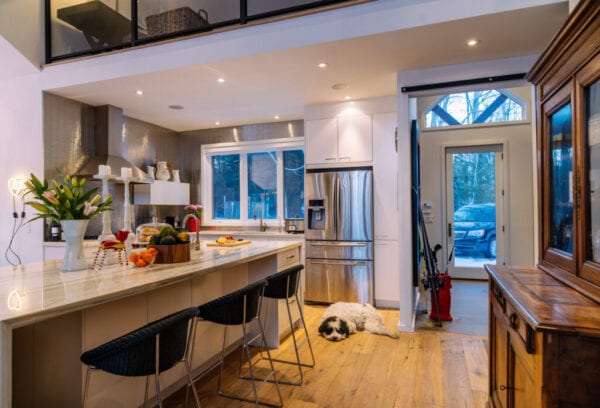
(448, 223, 453, 238)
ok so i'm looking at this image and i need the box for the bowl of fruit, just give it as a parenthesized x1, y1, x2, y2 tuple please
(129, 247, 157, 268)
(147, 225, 191, 263)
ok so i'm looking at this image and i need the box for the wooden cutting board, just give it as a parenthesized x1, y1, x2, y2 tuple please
(206, 240, 252, 247)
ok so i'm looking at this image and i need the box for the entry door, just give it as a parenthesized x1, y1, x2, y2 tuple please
(445, 145, 504, 279)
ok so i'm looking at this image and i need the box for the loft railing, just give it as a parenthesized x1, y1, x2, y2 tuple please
(45, 0, 359, 63)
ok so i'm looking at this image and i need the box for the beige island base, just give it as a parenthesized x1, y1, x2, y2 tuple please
(0, 239, 302, 407)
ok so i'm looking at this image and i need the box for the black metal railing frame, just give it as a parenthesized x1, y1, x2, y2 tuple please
(45, 0, 353, 63)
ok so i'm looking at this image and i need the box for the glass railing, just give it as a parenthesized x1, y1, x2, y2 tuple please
(46, 0, 358, 63)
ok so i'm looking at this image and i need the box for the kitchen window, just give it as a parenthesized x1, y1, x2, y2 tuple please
(202, 138, 304, 226)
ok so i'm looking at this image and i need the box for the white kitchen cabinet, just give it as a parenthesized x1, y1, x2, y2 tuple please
(338, 114, 373, 163)
(372, 112, 398, 240)
(305, 117, 338, 164)
(133, 180, 190, 205)
(374, 240, 400, 307)
(305, 114, 373, 166)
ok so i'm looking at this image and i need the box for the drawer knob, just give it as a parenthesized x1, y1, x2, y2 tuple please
(499, 385, 513, 391)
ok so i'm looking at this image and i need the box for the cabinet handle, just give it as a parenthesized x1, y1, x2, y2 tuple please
(325, 157, 336, 161)
(339, 156, 351, 161)
(499, 385, 513, 391)
(286, 255, 295, 259)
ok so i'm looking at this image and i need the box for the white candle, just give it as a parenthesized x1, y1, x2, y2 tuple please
(104, 165, 111, 176)
(121, 167, 132, 179)
(98, 165, 106, 175)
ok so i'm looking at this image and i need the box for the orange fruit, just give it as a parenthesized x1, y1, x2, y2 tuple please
(129, 252, 139, 263)
(135, 259, 147, 267)
(147, 247, 157, 254)
(141, 251, 154, 263)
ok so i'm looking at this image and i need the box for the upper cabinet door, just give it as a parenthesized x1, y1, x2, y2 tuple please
(305, 118, 338, 165)
(541, 85, 576, 274)
(338, 114, 373, 163)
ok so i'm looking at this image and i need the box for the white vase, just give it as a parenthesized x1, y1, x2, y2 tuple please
(60, 219, 89, 272)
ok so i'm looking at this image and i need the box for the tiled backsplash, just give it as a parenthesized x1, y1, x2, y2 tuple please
(43, 92, 303, 239)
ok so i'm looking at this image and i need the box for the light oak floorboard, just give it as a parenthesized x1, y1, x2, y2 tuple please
(164, 303, 488, 408)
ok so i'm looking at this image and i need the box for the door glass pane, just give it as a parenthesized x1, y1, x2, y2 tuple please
(283, 150, 305, 219)
(212, 154, 240, 219)
(452, 152, 497, 267)
(587, 80, 600, 262)
(549, 103, 573, 253)
(248, 152, 277, 220)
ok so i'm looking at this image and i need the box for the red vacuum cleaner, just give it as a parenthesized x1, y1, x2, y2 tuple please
(429, 273, 453, 322)
(419, 209, 453, 325)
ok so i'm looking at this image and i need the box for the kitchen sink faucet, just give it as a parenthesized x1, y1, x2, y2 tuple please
(253, 205, 268, 232)
(182, 214, 201, 250)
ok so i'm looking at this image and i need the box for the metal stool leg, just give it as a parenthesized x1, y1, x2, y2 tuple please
(217, 295, 283, 407)
(82, 366, 91, 408)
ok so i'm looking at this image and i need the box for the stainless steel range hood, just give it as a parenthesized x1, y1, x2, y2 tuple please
(75, 105, 153, 183)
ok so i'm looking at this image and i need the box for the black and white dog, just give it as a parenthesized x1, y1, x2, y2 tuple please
(318, 302, 399, 341)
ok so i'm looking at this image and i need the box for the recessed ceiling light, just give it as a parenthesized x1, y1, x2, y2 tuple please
(168, 105, 184, 110)
(318, 62, 328, 68)
(467, 38, 480, 47)
(215, 121, 220, 126)
(274, 115, 280, 120)
(217, 78, 226, 83)
(332, 83, 349, 90)
(344, 96, 351, 100)
(136, 90, 143, 95)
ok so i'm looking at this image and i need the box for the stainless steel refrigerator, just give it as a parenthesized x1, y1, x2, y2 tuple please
(304, 167, 373, 304)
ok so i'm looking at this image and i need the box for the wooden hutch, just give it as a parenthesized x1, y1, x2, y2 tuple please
(485, 1, 600, 407)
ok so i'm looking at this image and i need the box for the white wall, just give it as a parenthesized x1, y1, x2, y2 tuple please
(418, 86, 535, 268)
(0, 0, 44, 69)
(0, 54, 44, 266)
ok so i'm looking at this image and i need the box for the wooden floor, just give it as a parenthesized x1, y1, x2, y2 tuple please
(164, 292, 489, 408)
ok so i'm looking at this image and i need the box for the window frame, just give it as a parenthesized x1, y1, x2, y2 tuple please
(201, 137, 304, 226)
(422, 88, 528, 130)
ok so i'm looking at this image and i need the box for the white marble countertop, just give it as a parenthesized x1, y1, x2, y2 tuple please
(196, 230, 304, 238)
(0, 240, 301, 328)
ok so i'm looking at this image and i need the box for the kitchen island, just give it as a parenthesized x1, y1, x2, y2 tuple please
(0, 239, 302, 407)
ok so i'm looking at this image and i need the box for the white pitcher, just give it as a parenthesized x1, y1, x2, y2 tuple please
(156, 161, 170, 181)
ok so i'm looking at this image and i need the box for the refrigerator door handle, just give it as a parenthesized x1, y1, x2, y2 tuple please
(309, 242, 367, 247)
(307, 260, 367, 267)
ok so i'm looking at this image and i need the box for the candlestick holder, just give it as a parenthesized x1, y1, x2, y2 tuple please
(93, 173, 116, 242)
(117, 176, 135, 235)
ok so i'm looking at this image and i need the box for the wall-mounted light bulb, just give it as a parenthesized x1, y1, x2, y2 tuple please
(8, 177, 27, 198)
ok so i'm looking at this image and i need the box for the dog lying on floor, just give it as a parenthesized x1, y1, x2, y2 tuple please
(318, 302, 399, 341)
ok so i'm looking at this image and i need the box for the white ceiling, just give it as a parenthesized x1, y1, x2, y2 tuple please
(49, 2, 568, 132)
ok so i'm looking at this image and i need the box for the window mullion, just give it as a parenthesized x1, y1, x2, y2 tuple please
(240, 154, 249, 222)
(277, 151, 284, 223)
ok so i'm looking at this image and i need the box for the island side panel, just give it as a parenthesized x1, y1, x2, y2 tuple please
(13, 311, 82, 408)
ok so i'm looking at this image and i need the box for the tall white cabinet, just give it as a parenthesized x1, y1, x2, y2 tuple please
(372, 112, 400, 307)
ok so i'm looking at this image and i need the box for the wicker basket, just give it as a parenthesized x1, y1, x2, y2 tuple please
(146, 7, 208, 36)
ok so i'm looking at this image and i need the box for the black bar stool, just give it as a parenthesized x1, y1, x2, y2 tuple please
(191, 279, 283, 407)
(261, 264, 315, 385)
(80, 306, 201, 408)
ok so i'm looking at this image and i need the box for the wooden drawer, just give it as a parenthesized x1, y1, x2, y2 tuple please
(277, 248, 299, 271)
(506, 302, 534, 352)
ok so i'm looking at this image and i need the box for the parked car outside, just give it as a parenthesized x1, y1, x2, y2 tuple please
(453, 203, 496, 258)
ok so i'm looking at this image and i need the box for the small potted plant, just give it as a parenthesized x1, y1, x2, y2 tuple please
(24, 173, 112, 271)
(184, 204, 202, 232)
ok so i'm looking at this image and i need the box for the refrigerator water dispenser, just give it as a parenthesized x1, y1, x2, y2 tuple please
(308, 199, 326, 230)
